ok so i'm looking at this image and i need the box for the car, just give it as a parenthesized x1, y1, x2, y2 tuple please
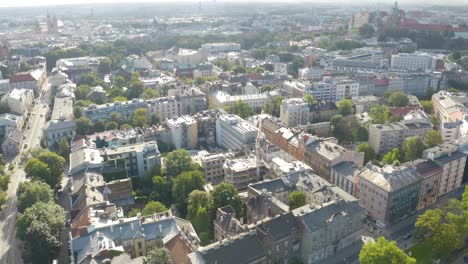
(464, 255, 468, 263)
(40, 114, 43, 117)
(23, 144, 28, 149)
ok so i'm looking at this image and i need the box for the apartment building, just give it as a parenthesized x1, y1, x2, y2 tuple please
(201, 42, 241, 54)
(223, 156, 266, 190)
(83, 99, 148, 122)
(3, 88, 34, 115)
(357, 163, 423, 225)
(305, 77, 359, 103)
(44, 96, 76, 147)
(199, 153, 227, 185)
(368, 120, 432, 154)
(280, 98, 309, 127)
(391, 52, 435, 71)
(331, 161, 361, 197)
(166, 115, 198, 149)
(210, 90, 271, 111)
(8, 69, 46, 96)
(216, 114, 258, 151)
(413, 159, 442, 211)
(424, 144, 467, 197)
(432, 90, 468, 134)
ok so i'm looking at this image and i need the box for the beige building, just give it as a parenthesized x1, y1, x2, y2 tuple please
(280, 98, 309, 127)
(368, 120, 432, 154)
(199, 152, 228, 185)
(4, 88, 34, 115)
(224, 156, 266, 190)
(166, 115, 198, 149)
(424, 144, 467, 197)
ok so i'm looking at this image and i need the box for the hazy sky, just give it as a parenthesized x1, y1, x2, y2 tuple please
(0, 0, 467, 7)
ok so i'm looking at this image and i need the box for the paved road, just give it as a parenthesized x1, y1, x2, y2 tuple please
(0, 83, 51, 264)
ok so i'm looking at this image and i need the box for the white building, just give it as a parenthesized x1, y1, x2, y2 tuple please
(216, 114, 258, 151)
(43, 96, 76, 147)
(305, 77, 359, 102)
(201, 42, 241, 54)
(166, 115, 198, 149)
(175, 49, 203, 65)
(4, 88, 34, 115)
(391, 52, 435, 71)
(280, 98, 309, 127)
(210, 90, 271, 110)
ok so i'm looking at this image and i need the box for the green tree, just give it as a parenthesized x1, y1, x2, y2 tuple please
(192, 207, 211, 245)
(0, 191, 6, 208)
(98, 57, 112, 74)
(36, 151, 65, 188)
(24, 158, 50, 183)
(17, 181, 53, 213)
(402, 136, 427, 161)
(0, 175, 10, 191)
(304, 94, 316, 107)
(73, 105, 83, 119)
(140, 88, 160, 99)
(389, 91, 409, 107)
(359, 237, 416, 264)
(75, 85, 91, 101)
(425, 130, 443, 148)
(19, 61, 33, 72)
(231, 65, 247, 74)
(151, 113, 160, 125)
(337, 99, 353, 115)
(151, 176, 171, 206)
(356, 143, 376, 164)
(331, 115, 362, 144)
(109, 112, 123, 124)
(430, 114, 439, 128)
(141, 201, 168, 216)
(145, 248, 174, 264)
(17, 202, 65, 264)
(224, 100, 253, 118)
(105, 121, 118, 131)
(211, 183, 243, 217)
(271, 95, 284, 117)
(370, 105, 391, 124)
(133, 108, 148, 127)
(381, 148, 401, 165)
(164, 149, 197, 178)
(57, 138, 71, 160)
(79, 72, 104, 87)
(113, 76, 126, 88)
(76, 117, 94, 135)
(288, 190, 306, 210)
(420, 100, 433, 114)
(126, 79, 145, 99)
(358, 24, 375, 38)
(187, 190, 212, 220)
(172, 170, 205, 217)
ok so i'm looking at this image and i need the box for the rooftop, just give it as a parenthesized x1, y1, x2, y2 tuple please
(358, 163, 422, 192)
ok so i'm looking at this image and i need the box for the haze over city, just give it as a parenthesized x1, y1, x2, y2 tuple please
(0, 0, 467, 264)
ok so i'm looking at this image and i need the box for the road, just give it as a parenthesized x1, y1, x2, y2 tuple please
(0, 82, 52, 264)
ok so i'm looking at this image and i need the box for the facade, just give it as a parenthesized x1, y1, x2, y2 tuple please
(216, 114, 258, 151)
(414, 159, 442, 211)
(303, 137, 364, 182)
(280, 98, 309, 127)
(305, 77, 359, 103)
(368, 120, 432, 154)
(352, 95, 380, 114)
(424, 145, 467, 197)
(293, 198, 364, 264)
(0, 113, 22, 141)
(224, 156, 265, 190)
(331, 161, 361, 197)
(43, 96, 76, 147)
(199, 153, 227, 185)
(4, 88, 34, 115)
(210, 90, 271, 110)
(166, 115, 198, 149)
(1, 128, 22, 157)
(8, 69, 46, 96)
(357, 163, 423, 225)
(390, 52, 435, 71)
(71, 212, 199, 263)
(83, 99, 148, 122)
(201, 42, 241, 54)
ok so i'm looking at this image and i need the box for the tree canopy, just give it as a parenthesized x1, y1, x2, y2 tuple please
(337, 99, 353, 116)
(288, 191, 306, 210)
(356, 143, 376, 164)
(389, 91, 409, 107)
(381, 148, 401, 165)
(425, 130, 443, 148)
(224, 100, 254, 118)
(145, 248, 174, 264)
(133, 108, 148, 127)
(402, 136, 427, 161)
(370, 105, 391, 124)
(17, 181, 54, 213)
(172, 170, 205, 217)
(164, 149, 198, 178)
(141, 201, 168, 216)
(211, 183, 243, 217)
(187, 190, 212, 220)
(359, 237, 416, 264)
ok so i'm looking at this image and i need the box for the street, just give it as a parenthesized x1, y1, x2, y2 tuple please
(0, 82, 52, 264)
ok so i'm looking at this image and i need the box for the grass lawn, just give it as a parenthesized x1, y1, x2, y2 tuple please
(407, 241, 434, 264)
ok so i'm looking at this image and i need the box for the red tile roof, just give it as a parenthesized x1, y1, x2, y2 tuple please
(389, 105, 423, 117)
(373, 78, 389, 87)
